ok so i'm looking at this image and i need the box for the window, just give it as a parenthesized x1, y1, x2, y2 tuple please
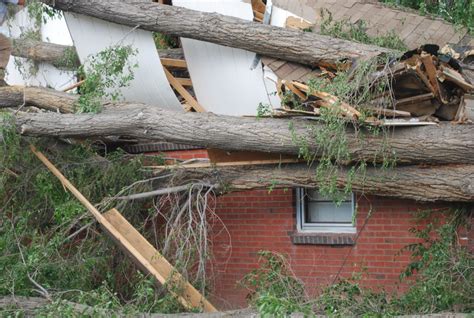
(296, 188, 355, 233)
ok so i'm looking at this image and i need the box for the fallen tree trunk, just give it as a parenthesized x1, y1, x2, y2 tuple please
(39, 0, 392, 68)
(167, 163, 474, 202)
(11, 38, 80, 69)
(10, 37, 184, 69)
(0, 296, 252, 317)
(0, 86, 76, 113)
(7, 90, 474, 165)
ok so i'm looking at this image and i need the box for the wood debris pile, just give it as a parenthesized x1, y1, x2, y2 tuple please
(268, 45, 474, 126)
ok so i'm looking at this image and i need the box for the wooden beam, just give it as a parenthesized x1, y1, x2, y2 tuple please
(30, 146, 217, 312)
(176, 78, 193, 87)
(281, 80, 306, 100)
(103, 209, 217, 312)
(291, 81, 361, 118)
(160, 58, 187, 68)
(163, 68, 206, 112)
(145, 158, 302, 170)
(285, 16, 313, 31)
(63, 80, 85, 92)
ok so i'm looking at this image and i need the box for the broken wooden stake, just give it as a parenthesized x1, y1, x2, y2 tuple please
(30, 145, 217, 312)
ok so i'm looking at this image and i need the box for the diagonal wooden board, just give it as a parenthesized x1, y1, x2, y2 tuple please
(30, 145, 217, 313)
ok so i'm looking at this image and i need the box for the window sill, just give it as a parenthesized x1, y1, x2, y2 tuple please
(290, 231, 356, 246)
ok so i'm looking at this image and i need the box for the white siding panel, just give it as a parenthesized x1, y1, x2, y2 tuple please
(173, 0, 280, 116)
(64, 13, 182, 111)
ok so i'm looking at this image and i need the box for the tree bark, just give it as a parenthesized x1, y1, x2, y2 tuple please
(10, 37, 184, 70)
(5, 87, 473, 165)
(0, 296, 254, 317)
(0, 86, 76, 113)
(170, 163, 474, 202)
(39, 0, 392, 68)
(11, 38, 81, 69)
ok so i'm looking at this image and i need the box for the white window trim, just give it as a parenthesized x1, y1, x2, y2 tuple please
(296, 188, 356, 234)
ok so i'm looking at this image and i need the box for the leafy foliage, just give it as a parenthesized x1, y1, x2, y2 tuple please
(240, 251, 312, 317)
(394, 208, 474, 313)
(284, 10, 403, 201)
(0, 119, 186, 315)
(289, 55, 396, 201)
(380, 0, 474, 33)
(243, 209, 473, 317)
(318, 273, 394, 317)
(76, 45, 138, 113)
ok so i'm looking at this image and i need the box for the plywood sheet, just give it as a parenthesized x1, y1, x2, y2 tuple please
(173, 0, 280, 116)
(64, 13, 182, 111)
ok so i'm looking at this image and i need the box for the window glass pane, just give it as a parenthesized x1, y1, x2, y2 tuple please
(306, 201, 353, 223)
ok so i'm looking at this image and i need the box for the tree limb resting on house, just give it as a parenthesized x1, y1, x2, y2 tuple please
(157, 163, 474, 202)
(3, 86, 473, 165)
(38, 0, 392, 68)
(10, 37, 184, 70)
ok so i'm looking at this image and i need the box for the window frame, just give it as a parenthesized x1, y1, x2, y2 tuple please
(296, 188, 356, 234)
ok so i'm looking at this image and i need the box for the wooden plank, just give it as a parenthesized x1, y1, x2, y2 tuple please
(396, 92, 434, 106)
(420, 54, 448, 103)
(164, 68, 206, 113)
(361, 106, 412, 118)
(207, 149, 297, 164)
(103, 209, 217, 313)
(63, 80, 85, 92)
(253, 10, 264, 22)
(160, 58, 188, 68)
(291, 81, 361, 118)
(381, 119, 438, 126)
(285, 16, 313, 31)
(30, 146, 217, 312)
(438, 66, 474, 92)
(176, 78, 193, 87)
(251, 0, 266, 14)
(146, 158, 302, 170)
(281, 80, 306, 100)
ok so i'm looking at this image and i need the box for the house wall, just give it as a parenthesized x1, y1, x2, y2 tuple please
(151, 149, 473, 310)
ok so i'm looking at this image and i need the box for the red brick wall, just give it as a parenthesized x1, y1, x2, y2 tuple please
(208, 189, 472, 309)
(153, 150, 473, 310)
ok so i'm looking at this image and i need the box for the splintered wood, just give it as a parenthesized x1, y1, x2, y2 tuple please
(30, 146, 217, 312)
(266, 44, 474, 126)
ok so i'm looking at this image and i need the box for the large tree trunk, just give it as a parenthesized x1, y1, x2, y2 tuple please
(0, 296, 255, 318)
(170, 163, 474, 202)
(0, 86, 77, 113)
(10, 37, 184, 70)
(39, 0, 392, 68)
(6, 86, 474, 165)
(11, 38, 81, 69)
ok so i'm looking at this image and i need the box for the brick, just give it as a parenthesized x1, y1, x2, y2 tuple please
(155, 150, 473, 309)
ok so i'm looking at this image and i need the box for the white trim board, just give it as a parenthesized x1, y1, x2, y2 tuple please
(173, 0, 280, 116)
(64, 13, 182, 111)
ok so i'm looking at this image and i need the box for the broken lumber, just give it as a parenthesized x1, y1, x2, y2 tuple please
(5, 88, 473, 165)
(39, 0, 392, 68)
(163, 68, 205, 112)
(160, 163, 474, 202)
(30, 146, 217, 312)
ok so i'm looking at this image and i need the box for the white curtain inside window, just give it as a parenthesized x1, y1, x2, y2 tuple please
(305, 190, 352, 224)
